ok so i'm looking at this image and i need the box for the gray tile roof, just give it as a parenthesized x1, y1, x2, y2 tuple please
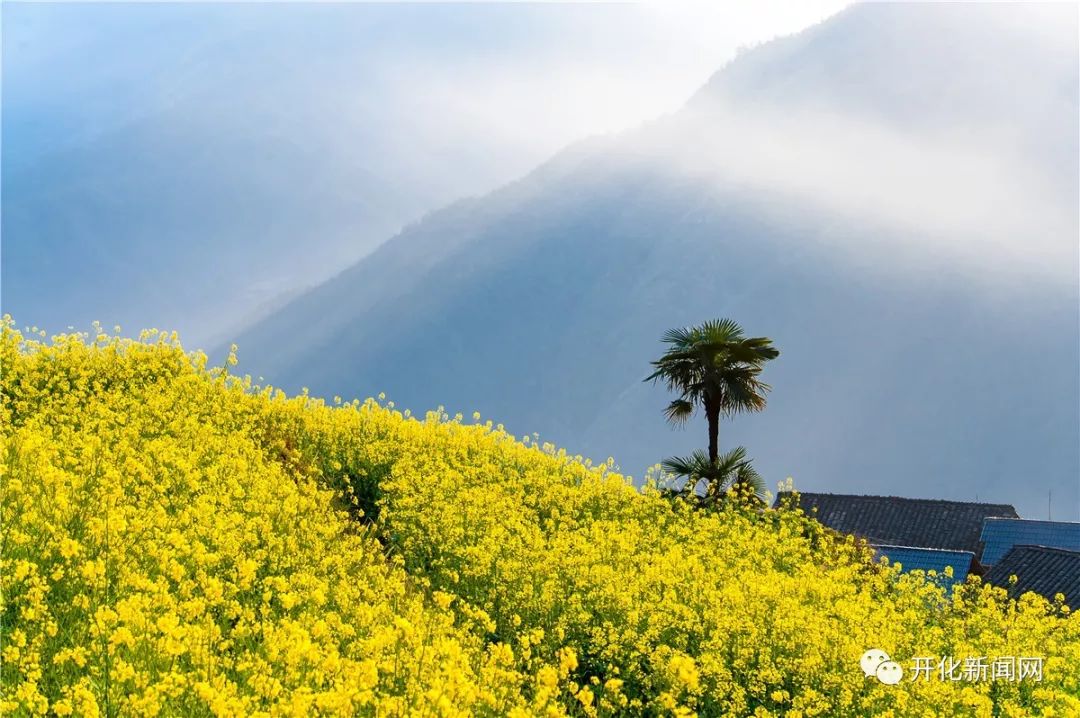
(775, 492, 1018, 558)
(872, 545, 973, 587)
(979, 518, 1080, 566)
(983, 546, 1080, 607)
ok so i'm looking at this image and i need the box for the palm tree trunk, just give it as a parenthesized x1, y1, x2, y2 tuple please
(707, 408, 719, 464)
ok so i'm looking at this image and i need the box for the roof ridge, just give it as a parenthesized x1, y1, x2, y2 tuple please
(871, 544, 975, 555)
(983, 517, 1080, 527)
(778, 491, 1017, 509)
(1006, 544, 1080, 557)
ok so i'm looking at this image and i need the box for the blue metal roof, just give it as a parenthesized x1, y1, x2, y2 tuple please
(979, 518, 1080, 566)
(873, 545, 974, 588)
(984, 546, 1080, 607)
(776, 492, 1017, 555)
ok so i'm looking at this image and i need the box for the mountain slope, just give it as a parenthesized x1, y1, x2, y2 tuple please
(3, 2, 628, 346)
(231, 2, 1080, 519)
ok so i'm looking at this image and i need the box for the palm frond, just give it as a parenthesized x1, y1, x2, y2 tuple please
(732, 459, 766, 499)
(660, 450, 713, 480)
(719, 373, 772, 415)
(660, 326, 698, 349)
(661, 446, 765, 505)
(663, 399, 696, 426)
(714, 445, 749, 470)
(698, 317, 743, 342)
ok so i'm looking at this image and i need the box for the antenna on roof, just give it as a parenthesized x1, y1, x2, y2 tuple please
(1048, 490, 1051, 521)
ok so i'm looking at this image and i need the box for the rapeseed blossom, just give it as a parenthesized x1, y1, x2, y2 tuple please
(2, 317, 1077, 716)
(1, 320, 560, 717)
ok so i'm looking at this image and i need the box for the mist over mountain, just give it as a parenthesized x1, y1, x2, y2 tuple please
(7, 2, 768, 346)
(231, 3, 1079, 520)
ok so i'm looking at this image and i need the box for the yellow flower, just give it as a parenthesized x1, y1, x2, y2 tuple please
(59, 538, 81, 559)
(2, 316, 1076, 718)
(558, 647, 578, 676)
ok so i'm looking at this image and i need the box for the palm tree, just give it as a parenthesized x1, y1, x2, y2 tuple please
(661, 446, 765, 504)
(646, 319, 778, 499)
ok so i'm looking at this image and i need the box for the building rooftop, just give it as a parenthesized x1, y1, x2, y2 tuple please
(983, 545, 1080, 607)
(872, 545, 973, 587)
(775, 492, 1018, 558)
(979, 517, 1080, 566)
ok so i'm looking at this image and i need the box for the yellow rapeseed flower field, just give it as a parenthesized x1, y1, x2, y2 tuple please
(2, 318, 1077, 717)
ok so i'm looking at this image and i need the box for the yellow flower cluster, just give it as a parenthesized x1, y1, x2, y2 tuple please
(329, 405, 1080, 717)
(1, 320, 562, 717)
(2, 318, 1077, 717)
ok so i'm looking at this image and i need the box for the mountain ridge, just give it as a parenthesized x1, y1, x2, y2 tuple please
(230, 2, 1079, 519)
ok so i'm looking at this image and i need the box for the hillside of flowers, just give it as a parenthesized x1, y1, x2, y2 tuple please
(2, 319, 1078, 717)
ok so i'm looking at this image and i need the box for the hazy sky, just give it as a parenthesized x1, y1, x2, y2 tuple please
(2, 1, 852, 344)
(3, 1, 851, 177)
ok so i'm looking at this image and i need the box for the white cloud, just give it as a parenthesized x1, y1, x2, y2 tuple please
(362, 2, 854, 187)
(643, 100, 1077, 284)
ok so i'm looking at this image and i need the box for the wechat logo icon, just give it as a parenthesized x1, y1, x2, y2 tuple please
(861, 649, 903, 685)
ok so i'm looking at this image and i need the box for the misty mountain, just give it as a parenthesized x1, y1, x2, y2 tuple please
(234, 3, 1078, 519)
(2, 2, 620, 346)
